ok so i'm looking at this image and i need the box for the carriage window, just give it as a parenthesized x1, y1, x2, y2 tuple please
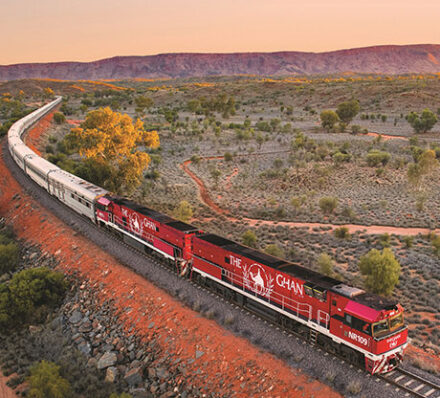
(224, 257, 230, 264)
(345, 314, 352, 325)
(332, 300, 337, 306)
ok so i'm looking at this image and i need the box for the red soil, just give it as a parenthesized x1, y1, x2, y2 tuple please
(66, 119, 82, 126)
(0, 120, 343, 396)
(25, 109, 58, 156)
(363, 132, 408, 141)
(0, 373, 16, 398)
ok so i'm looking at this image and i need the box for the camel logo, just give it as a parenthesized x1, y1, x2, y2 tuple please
(387, 334, 400, 349)
(129, 213, 142, 235)
(243, 263, 274, 298)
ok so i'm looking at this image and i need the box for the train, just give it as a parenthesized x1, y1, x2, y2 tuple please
(7, 97, 408, 374)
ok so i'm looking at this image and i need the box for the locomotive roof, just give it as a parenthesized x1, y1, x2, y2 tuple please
(109, 196, 198, 232)
(199, 233, 341, 288)
(349, 292, 398, 311)
(197, 233, 398, 311)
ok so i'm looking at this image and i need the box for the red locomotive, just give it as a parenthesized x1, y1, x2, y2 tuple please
(96, 195, 407, 374)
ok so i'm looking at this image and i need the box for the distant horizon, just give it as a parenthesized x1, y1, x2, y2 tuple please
(1, 43, 439, 66)
(1, 0, 440, 64)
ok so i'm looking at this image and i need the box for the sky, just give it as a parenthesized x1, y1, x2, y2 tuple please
(1, 0, 440, 65)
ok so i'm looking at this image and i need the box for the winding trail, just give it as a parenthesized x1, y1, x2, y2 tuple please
(180, 145, 440, 236)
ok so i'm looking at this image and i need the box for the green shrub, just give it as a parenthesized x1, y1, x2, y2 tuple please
(0, 267, 67, 330)
(318, 196, 338, 214)
(366, 150, 391, 167)
(53, 112, 66, 124)
(242, 230, 257, 248)
(28, 360, 71, 398)
(224, 152, 233, 161)
(173, 201, 193, 222)
(334, 227, 350, 240)
(317, 253, 334, 276)
(0, 242, 19, 274)
(264, 244, 284, 258)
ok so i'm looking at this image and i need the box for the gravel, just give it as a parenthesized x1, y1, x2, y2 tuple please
(4, 141, 439, 397)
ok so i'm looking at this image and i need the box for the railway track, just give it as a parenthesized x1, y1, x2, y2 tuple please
(379, 367, 440, 397)
(4, 140, 440, 398)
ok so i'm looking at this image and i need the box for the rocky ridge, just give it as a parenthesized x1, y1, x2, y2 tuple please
(1, 44, 440, 80)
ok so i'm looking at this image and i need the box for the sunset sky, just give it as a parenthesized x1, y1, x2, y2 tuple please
(1, 0, 440, 65)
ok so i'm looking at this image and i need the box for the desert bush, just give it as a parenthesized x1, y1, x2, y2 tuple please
(0, 267, 67, 330)
(366, 149, 391, 167)
(0, 241, 19, 274)
(318, 196, 338, 214)
(378, 233, 391, 248)
(224, 152, 233, 161)
(264, 244, 284, 258)
(317, 253, 334, 276)
(173, 201, 193, 222)
(334, 227, 350, 240)
(346, 381, 362, 395)
(242, 230, 257, 248)
(53, 112, 66, 124)
(28, 360, 71, 398)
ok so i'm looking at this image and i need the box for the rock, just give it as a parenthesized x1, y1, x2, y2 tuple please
(156, 367, 170, 380)
(87, 357, 98, 368)
(124, 367, 143, 386)
(29, 252, 38, 260)
(78, 341, 91, 355)
(195, 350, 204, 359)
(69, 310, 83, 324)
(105, 366, 118, 383)
(29, 325, 43, 334)
(97, 352, 117, 370)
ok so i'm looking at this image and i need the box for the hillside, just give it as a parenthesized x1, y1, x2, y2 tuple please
(1, 44, 440, 80)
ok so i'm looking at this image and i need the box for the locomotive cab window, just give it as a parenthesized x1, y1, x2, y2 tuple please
(313, 287, 326, 301)
(304, 283, 314, 297)
(372, 319, 389, 337)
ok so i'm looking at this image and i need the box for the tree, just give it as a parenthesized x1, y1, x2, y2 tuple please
(264, 244, 284, 258)
(43, 87, 55, 99)
(336, 100, 360, 124)
(320, 110, 339, 133)
(242, 230, 257, 248)
(53, 112, 66, 124)
(65, 107, 159, 194)
(319, 196, 338, 215)
(406, 109, 438, 133)
(173, 201, 193, 222)
(317, 253, 334, 276)
(0, 242, 19, 274)
(358, 248, 401, 296)
(28, 360, 71, 398)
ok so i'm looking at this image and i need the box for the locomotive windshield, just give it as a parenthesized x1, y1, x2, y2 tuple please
(373, 313, 404, 338)
(389, 313, 404, 330)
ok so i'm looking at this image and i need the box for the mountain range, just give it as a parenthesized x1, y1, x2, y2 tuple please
(1, 44, 440, 80)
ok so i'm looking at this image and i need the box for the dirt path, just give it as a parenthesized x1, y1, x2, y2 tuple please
(0, 373, 16, 398)
(2, 114, 343, 397)
(181, 152, 440, 237)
